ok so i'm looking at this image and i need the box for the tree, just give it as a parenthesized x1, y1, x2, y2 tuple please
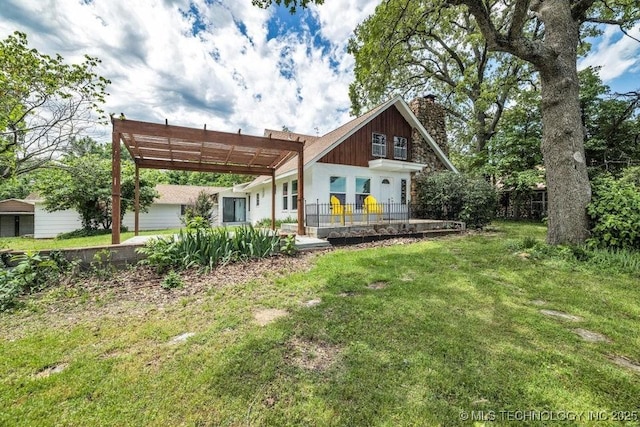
(35, 140, 156, 231)
(443, 0, 638, 244)
(348, 0, 534, 162)
(0, 31, 110, 179)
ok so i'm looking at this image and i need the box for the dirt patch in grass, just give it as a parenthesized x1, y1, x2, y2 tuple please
(540, 309, 583, 322)
(35, 363, 68, 378)
(608, 355, 640, 374)
(367, 281, 388, 290)
(573, 328, 611, 343)
(254, 309, 289, 326)
(286, 337, 341, 371)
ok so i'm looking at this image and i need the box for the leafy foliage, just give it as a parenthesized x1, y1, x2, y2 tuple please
(36, 139, 156, 230)
(0, 31, 110, 179)
(182, 191, 217, 225)
(137, 220, 282, 273)
(0, 250, 75, 311)
(250, 0, 322, 13)
(587, 172, 640, 250)
(415, 172, 497, 229)
(162, 270, 184, 290)
(254, 216, 297, 229)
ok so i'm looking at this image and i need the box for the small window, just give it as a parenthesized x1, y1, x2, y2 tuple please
(291, 180, 298, 210)
(180, 204, 187, 216)
(372, 133, 386, 158)
(355, 177, 371, 209)
(401, 179, 407, 205)
(394, 136, 408, 160)
(256, 192, 260, 207)
(330, 176, 346, 205)
(282, 182, 288, 210)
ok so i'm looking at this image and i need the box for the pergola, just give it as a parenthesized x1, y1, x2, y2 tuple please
(111, 118, 305, 244)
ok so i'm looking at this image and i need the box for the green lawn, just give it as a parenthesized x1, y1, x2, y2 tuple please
(1, 222, 639, 426)
(0, 228, 182, 251)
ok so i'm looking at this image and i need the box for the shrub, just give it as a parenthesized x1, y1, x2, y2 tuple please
(254, 217, 297, 229)
(162, 270, 183, 290)
(137, 221, 281, 272)
(415, 171, 497, 229)
(0, 250, 74, 311)
(56, 226, 128, 240)
(182, 191, 216, 225)
(587, 175, 640, 250)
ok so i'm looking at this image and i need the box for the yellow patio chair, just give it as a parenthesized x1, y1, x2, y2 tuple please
(363, 195, 383, 221)
(330, 195, 353, 225)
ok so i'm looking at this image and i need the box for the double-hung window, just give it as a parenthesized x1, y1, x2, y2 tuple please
(372, 133, 386, 157)
(394, 136, 408, 160)
(282, 182, 288, 210)
(291, 180, 298, 211)
(330, 176, 346, 205)
(355, 177, 371, 209)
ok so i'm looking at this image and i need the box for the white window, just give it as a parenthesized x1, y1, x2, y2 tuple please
(394, 136, 408, 160)
(372, 133, 386, 158)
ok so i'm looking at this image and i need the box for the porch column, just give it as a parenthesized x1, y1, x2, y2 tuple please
(134, 163, 140, 236)
(111, 130, 121, 244)
(297, 147, 305, 235)
(271, 170, 276, 231)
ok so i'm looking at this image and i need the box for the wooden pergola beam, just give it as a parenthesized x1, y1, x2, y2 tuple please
(137, 159, 275, 176)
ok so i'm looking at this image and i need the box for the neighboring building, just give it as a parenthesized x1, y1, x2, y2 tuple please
(0, 199, 35, 237)
(234, 95, 457, 224)
(22, 185, 229, 239)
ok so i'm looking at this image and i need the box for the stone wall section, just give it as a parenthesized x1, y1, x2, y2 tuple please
(408, 96, 451, 201)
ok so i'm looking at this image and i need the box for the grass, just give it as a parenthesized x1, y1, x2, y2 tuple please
(0, 228, 182, 251)
(1, 221, 639, 426)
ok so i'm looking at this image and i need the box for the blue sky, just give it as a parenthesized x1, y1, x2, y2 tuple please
(0, 0, 638, 141)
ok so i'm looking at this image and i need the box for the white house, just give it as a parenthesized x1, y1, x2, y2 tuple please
(229, 95, 457, 225)
(23, 184, 229, 238)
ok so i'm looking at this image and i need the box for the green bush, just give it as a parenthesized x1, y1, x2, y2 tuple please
(162, 270, 183, 290)
(137, 220, 281, 273)
(0, 251, 74, 311)
(587, 174, 640, 250)
(254, 216, 297, 229)
(56, 226, 128, 240)
(415, 172, 497, 229)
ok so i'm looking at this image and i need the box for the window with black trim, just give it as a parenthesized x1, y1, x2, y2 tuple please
(394, 136, 408, 160)
(401, 179, 407, 205)
(256, 192, 260, 207)
(372, 133, 386, 157)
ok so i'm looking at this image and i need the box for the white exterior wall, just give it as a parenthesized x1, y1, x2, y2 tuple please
(122, 204, 183, 231)
(245, 164, 413, 224)
(33, 203, 83, 238)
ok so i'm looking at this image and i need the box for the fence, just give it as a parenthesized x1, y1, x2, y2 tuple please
(305, 201, 420, 227)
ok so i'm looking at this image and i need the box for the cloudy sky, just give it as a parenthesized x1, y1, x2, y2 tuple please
(1, 0, 638, 141)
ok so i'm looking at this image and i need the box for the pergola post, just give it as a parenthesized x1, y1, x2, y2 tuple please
(111, 130, 121, 245)
(271, 170, 276, 231)
(297, 148, 305, 235)
(134, 164, 140, 236)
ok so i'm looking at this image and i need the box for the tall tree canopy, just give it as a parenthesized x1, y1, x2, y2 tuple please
(0, 31, 110, 179)
(348, 0, 535, 162)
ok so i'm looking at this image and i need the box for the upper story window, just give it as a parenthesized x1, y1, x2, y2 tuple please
(372, 133, 386, 158)
(394, 136, 408, 160)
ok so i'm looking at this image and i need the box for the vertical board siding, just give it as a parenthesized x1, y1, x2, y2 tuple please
(318, 106, 413, 167)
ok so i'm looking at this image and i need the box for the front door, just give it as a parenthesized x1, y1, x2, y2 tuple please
(380, 177, 393, 204)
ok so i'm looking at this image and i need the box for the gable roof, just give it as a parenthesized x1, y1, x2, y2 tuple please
(0, 198, 35, 214)
(244, 96, 457, 189)
(151, 184, 229, 204)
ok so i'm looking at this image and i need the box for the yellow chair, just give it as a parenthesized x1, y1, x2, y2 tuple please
(330, 195, 353, 225)
(363, 195, 383, 221)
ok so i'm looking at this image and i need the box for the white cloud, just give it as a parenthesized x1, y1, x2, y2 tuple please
(579, 24, 640, 81)
(0, 0, 379, 139)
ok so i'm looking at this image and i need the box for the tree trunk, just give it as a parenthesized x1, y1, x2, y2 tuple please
(537, 1, 591, 245)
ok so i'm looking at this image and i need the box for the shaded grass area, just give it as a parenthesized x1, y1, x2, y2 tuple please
(1, 222, 639, 426)
(0, 228, 182, 251)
